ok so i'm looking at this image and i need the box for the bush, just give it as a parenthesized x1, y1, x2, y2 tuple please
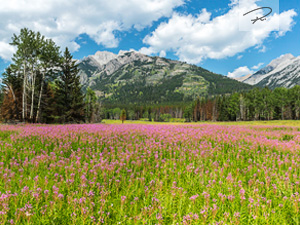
(159, 113, 172, 122)
(139, 118, 150, 121)
(169, 118, 186, 123)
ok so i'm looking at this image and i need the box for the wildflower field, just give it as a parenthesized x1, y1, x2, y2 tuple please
(1, 123, 300, 224)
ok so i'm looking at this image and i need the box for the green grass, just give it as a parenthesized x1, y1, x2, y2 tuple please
(103, 119, 300, 126)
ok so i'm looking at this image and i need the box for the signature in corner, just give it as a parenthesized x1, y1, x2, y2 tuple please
(243, 7, 272, 24)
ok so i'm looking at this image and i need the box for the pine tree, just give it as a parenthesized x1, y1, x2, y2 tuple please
(55, 47, 85, 123)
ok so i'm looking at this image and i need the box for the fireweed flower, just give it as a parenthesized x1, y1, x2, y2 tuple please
(156, 213, 163, 220)
(1, 123, 300, 224)
(121, 196, 126, 202)
(189, 194, 199, 201)
(58, 194, 64, 199)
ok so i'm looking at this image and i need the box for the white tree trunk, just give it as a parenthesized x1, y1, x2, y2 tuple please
(30, 69, 36, 121)
(22, 63, 27, 122)
(36, 71, 46, 123)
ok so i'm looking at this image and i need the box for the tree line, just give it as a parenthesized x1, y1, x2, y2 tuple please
(102, 86, 300, 122)
(0, 28, 101, 124)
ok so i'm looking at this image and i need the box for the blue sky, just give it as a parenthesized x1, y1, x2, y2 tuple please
(0, 0, 299, 78)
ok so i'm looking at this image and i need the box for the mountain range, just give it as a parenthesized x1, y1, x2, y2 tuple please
(77, 51, 252, 105)
(241, 54, 300, 89)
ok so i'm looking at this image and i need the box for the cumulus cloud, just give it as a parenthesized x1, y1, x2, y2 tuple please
(259, 46, 267, 53)
(0, 0, 185, 60)
(159, 50, 166, 58)
(251, 62, 264, 70)
(141, 0, 297, 64)
(0, 42, 16, 61)
(227, 66, 254, 78)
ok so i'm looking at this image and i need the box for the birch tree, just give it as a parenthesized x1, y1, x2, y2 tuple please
(10, 28, 60, 122)
(10, 28, 34, 122)
(35, 39, 60, 123)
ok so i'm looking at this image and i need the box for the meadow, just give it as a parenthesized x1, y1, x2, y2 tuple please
(0, 122, 300, 224)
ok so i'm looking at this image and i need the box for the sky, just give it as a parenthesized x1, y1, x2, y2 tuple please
(0, 0, 299, 78)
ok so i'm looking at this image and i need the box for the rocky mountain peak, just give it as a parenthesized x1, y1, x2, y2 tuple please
(268, 53, 295, 69)
(99, 50, 153, 76)
(91, 51, 118, 66)
(243, 53, 300, 88)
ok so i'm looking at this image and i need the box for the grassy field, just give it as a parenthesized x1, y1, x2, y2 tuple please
(104, 119, 300, 126)
(0, 122, 300, 224)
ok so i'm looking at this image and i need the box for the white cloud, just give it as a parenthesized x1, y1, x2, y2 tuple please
(0, 42, 16, 61)
(251, 62, 264, 70)
(159, 50, 166, 57)
(141, 1, 297, 64)
(0, 0, 185, 60)
(259, 46, 267, 53)
(237, 55, 243, 60)
(140, 47, 155, 56)
(227, 66, 254, 78)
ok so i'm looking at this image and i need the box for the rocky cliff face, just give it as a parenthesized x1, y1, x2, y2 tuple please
(92, 51, 118, 66)
(78, 51, 154, 86)
(99, 51, 154, 76)
(254, 57, 300, 89)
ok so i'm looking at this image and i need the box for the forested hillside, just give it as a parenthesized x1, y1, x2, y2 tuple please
(78, 51, 253, 105)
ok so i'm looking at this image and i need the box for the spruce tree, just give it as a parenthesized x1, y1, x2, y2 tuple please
(56, 47, 85, 123)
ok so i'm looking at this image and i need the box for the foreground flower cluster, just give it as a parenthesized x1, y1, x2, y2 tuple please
(0, 123, 300, 224)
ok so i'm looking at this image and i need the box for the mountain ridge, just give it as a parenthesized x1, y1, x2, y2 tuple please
(77, 51, 253, 105)
(241, 53, 300, 89)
